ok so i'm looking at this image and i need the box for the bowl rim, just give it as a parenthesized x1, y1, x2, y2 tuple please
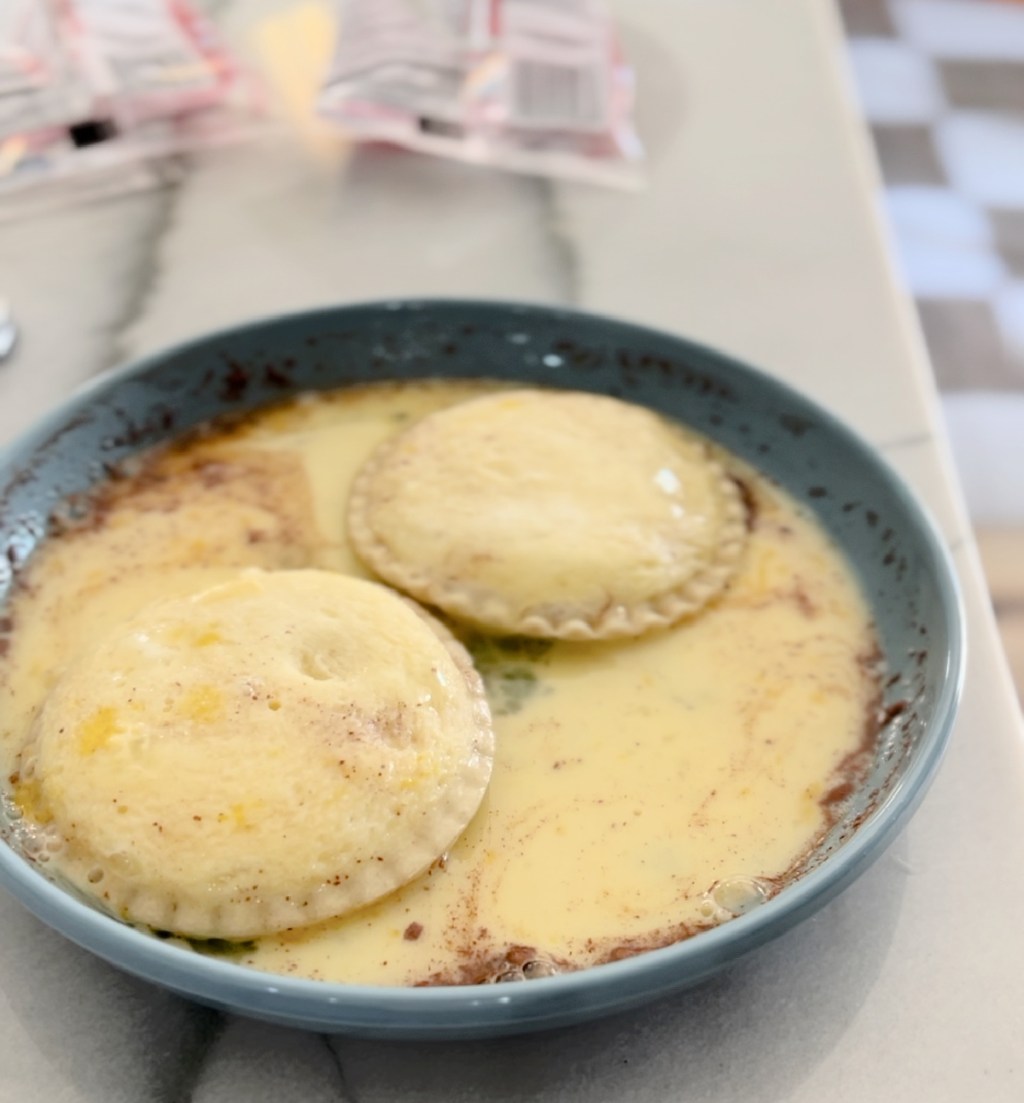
(0, 297, 967, 1035)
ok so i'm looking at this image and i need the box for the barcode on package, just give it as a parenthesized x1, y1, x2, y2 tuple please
(508, 59, 605, 131)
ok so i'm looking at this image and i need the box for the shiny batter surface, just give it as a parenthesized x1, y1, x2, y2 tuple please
(0, 381, 881, 985)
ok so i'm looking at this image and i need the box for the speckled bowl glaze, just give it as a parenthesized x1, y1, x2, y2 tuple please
(0, 301, 964, 1039)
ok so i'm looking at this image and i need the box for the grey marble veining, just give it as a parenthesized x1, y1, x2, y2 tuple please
(191, 1021, 347, 1102)
(0, 191, 166, 447)
(102, 177, 188, 373)
(0, 891, 216, 1102)
(116, 138, 573, 368)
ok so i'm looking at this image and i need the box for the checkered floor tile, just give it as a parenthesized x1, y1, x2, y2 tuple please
(840, 0, 1024, 393)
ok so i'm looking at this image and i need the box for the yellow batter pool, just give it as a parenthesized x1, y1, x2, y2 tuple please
(0, 381, 882, 986)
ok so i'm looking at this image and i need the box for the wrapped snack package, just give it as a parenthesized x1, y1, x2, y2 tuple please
(318, 0, 644, 188)
(0, 0, 262, 220)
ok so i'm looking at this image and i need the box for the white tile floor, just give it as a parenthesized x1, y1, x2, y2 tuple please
(937, 112, 1024, 207)
(847, 38, 946, 122)
(892, 0, 1024, 60)
(883, 185, 1006, 297)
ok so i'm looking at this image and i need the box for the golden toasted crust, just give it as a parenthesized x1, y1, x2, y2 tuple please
(15, 569, 494, 939)
(347, 389, 748, 639)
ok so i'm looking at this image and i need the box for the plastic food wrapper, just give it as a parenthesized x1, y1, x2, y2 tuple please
(317, 0, 644, 188)
(0, 0, 263, 221)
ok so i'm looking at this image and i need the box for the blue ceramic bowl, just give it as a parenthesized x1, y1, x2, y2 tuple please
(0, 301, 964, 1039)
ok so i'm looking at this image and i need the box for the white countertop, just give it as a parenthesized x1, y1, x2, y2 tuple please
(1, 1, 1023, 1099)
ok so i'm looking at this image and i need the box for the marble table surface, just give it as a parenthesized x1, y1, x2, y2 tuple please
(1, 0, 1023, 1099)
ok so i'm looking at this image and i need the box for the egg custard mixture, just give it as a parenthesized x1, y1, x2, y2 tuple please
(0, 380, 882, 986)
